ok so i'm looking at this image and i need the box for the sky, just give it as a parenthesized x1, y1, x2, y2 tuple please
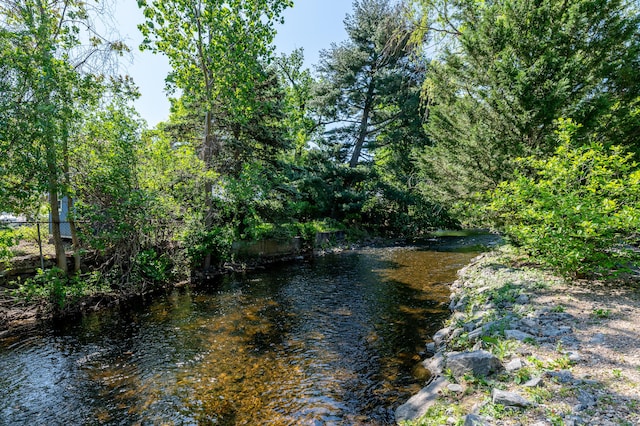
(115, 1, 353, 127)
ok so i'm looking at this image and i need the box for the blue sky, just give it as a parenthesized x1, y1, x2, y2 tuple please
(115, 1, 353, 127)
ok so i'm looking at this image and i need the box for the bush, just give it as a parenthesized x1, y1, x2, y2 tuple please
(15, 225, 40, 244)
(183, 224, 234, 267)
(0, 227, 16, 262)
(488, 119, 640, 277)
(12, 268, 107, 309)
(132, 248, 172, 283)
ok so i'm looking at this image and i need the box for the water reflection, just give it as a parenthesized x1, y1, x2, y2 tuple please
(0, 243, 481, 425)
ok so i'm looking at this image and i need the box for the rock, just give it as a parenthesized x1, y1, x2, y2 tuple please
(520, 318, 538, 329)
(468, 321, 498, 342)
(515, 294, 530, 304)
(577, 390, 597, 408)
(463, 321, 478, 332)
(545, 370, 574, 383)
(567, 351, 582, 363)
(433, 327, 452, 347)
(450, 327, 464, 340)
(541, 326, 572, 337)
(395, 376, 448, 423)
(447, 383, 464, 393)
(468, 327, 485, 342)
(505, 358, 523, 372)
(449, 298, 458, 311)
(505, 329, 535, 342)
(452, 312, 466, 322)
(446, 350, 503, 379)
(453, 295, 469, 312)
(463, 413, 489, 426)
(590, 333, 605, 344)
(491, 389, 532, 408)
(523, 377, 543, 388)
(425, 342, 436, 355)
(423, 352, 445, 376)
(573, 403, 586, 412)
(564, 415, 586, 425)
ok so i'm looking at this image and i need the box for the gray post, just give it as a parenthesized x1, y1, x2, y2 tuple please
(37, 222, 45, 270)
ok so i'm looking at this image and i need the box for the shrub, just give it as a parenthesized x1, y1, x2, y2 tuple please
(12, 268, 106, 309)
(183, 224, 234, 267)
(488, 119, 640, 277)
(0, 227, 16, 262)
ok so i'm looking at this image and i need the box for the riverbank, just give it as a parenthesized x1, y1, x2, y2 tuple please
(0, 234, 373, 337)
(397, 246, 640, 425)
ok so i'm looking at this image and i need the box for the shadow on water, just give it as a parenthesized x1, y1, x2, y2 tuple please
(0, 236, 496, 425)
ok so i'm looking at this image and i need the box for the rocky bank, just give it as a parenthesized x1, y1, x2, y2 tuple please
(396, 247, 640, 426)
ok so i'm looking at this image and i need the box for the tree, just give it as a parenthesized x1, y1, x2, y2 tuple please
(410, 0, 640, 204)
(72, 101, 155, 287)
(137, 0, 292, 268)
(0, 0, 127, 273)
(272, 48, 317, 162)
(488, 119, 640, 277)
(314, 0, 425, 168)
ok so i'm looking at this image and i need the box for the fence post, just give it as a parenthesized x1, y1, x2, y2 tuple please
(37, 222, 45, 270)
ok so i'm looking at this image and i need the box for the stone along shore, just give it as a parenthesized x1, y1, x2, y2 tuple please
(396, 247, 640, 426)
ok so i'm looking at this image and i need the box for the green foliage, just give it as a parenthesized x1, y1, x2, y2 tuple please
(401, 403, 465, 425)
(14, 225, 40, 245)
(412, 0, 640, 204)
(183, 225, 234, 268)
(0, 0, 128, 273)
(592, 308, 612, 319)
(0, 227, 16, 262)
(13, 268, 106, 309)
(314, 0, 426, 168)
(488, 120, 640, 277)
(132, 249, 172, 283)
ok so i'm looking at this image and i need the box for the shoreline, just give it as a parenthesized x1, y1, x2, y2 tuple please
(396, 247, 640, 425)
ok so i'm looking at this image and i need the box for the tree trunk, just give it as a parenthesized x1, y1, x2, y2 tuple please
(202, 110, 214, 270)
(48, 186, 67, 273)
(349, 82, 376, 168)
(62, 121, 81, 274)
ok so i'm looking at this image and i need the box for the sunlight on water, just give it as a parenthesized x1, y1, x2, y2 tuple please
(0, 241, 485, 425)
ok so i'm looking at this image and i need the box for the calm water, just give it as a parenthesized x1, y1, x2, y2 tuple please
(0, 240, 485, 425)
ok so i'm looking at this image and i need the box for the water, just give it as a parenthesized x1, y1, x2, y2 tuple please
(0, 241, 484, 425)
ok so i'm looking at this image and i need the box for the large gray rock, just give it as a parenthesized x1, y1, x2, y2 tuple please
(422, 351, 445, 376)
(464, 414, 490, 426)
(492, 389, 532, 408)
(395, 376, 447, 423)
(446, 350, 503, 379)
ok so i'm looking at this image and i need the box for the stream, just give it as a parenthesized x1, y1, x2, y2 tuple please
(0, 236, 494, 425)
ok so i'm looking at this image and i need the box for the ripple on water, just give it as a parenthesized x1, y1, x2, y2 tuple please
(0, 243, 484, 424)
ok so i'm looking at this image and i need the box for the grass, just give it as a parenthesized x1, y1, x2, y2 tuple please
(592, 308, 612, 319)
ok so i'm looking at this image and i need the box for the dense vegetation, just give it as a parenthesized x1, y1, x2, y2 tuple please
(1, 0, 639, 307)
